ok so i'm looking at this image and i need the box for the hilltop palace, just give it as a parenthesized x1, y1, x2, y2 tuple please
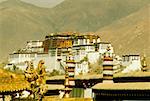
(5, 32, 142, 74)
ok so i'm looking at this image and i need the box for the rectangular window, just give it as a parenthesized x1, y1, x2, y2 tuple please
(50, 50, 56, 56)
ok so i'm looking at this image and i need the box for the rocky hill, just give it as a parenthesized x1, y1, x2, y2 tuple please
(97, 5, 150, 57)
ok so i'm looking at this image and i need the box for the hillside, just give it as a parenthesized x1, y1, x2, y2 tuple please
(97, 5, 150, 57)
(0, 0, 55, 60)
(0, 0, 150, 60)
(50, 0, 150, 32)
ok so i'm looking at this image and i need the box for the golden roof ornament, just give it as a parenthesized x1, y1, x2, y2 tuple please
(141, 54, 147, 71)
(143, 54, 147, 67)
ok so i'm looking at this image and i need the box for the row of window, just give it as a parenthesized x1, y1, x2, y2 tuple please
(10, 54, 38, 58)
(73, 39, 99, 45)
(123, 56, 140, 61)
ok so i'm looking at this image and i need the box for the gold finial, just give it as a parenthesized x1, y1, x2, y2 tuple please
(142, 54, 147, 67)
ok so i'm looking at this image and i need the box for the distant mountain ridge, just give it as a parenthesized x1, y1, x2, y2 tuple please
(97, 5, 150, 56)
(50, 0, 150, 32)
(0, 0, 149, 61)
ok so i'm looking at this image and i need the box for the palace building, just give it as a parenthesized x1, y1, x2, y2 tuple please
(7, 32, 113, 74)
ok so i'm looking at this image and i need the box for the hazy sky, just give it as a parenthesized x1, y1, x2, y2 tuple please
(0, 0, 64, 8)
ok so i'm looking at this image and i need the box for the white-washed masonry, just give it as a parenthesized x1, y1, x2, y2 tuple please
(6, 34, 115, 74)
(121, 55, 142, 73)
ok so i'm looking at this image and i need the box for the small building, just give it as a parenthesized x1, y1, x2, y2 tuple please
(121, 54, 142, 73)
(122, 54, 141, 66)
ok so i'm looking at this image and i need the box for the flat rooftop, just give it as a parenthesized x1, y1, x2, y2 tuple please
(46, 74, 102, 80)
(92, 82, 150, 90)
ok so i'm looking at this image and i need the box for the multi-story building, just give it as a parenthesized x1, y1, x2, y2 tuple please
(7, 32, 114, 74)
(42, 32, 113, 75)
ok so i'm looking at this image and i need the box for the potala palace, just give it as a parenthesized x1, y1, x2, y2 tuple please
(5, 32, 143, 74)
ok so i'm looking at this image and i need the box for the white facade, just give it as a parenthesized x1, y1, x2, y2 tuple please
(7, 35, 115, 75)
(73, 37, 101, 46)
(73, 48, 89, 75)
(8, 53, 36, 70)
(26, 40, 43, 48)
(8, 41, 114, 73)
(121, 55, 142, 73)
(33, 53, 61, 72)
(9, 53, 36, 64)
(72, 42, 113, 75)
(26, 40, 44, 53)
(121, 55, 141, 66)
(8, 52, 62, 72)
